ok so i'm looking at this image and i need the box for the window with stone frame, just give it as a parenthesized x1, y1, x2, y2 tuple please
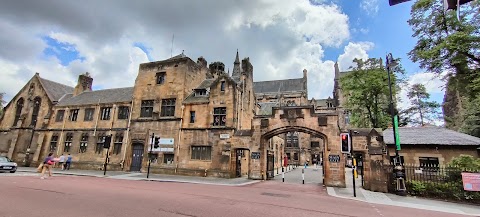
(79, 133, 89, 153)
(161, 98, 176, 117)
(13, 98, 24, 127)
(163, 153, 174, 164)
(84, 108, 95, 121)
(294, 152, 299, 161)
(117, 106, 130, 120)
(311, 141, 320, 148)
(419, 157, 439, 169)
(191, 146, 211, 160)
(30, 97, 41, 127)
(286, 132, 299, 147)
(213, 107, 226, 126)
(64, 133, 73, 153)
(140, 100, 154, 118)
(100, 107, 111, 120)
(156, 72, 166, 85)
(56, 110, 65, 122)
(220, 81, 226, 91)
(113, 133, 123, 155)
(190, 111, 195, 123)
(69, 109, 79, 121)
(49, 134, 59, 152)
(95, 133, 106, 154)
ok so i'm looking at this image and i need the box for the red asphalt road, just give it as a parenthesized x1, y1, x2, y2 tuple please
(0, 175, 468, 217)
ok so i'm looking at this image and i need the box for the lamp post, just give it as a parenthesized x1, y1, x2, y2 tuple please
(386, 53, 406, 195)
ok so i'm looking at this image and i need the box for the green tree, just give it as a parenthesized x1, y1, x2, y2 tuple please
(340, 58, 404, 129)
(408, 0, 480, 136)
(403, 83, 441, 126)
(408, 0, 479, 81)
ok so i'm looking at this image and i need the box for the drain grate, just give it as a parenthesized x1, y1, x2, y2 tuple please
(261, 192, 291, 198)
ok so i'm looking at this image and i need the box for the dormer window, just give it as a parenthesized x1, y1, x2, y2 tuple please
(195, 89, 207, 96)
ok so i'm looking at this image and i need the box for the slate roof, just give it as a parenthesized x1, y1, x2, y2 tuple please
(38, 77, 74, 102)
(253, 78, 305, 94)
(56, 87, 133, 106)
(183, 79, 215, 104)
(383, 127, 480, 146)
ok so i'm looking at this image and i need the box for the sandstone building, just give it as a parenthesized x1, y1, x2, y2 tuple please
(0, 50, 353, 185)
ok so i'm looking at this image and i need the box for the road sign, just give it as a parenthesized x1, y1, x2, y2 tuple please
(393, 115, 401, 150)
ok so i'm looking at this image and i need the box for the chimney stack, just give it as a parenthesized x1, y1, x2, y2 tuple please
(73, 72, 93, 96)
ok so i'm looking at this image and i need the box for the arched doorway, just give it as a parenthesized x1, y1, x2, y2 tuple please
(262, 126, 327, 184)
(248, 106, 346, 187)
(130, 143, 144, 172)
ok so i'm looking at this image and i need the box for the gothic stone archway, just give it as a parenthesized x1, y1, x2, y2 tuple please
(250, 105, 346, 187)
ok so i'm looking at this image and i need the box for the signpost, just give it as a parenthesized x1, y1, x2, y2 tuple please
(393, 115, 401, 151)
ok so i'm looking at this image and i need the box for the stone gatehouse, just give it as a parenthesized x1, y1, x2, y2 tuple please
(0, 50, 365, 187)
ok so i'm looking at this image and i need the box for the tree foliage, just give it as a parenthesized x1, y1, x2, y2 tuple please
(408, 0, 480, 136)
(402, 83, 441, 126)
(340, 58, 404, 129)
(408, 0, 479, 79)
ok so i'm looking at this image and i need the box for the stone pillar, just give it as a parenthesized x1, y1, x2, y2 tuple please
(7, 130, 19, 159)
(32, 132, 46, 164)
(323, 135, 346, 187)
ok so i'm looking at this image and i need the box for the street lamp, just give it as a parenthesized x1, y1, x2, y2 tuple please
(386, 53, 406, 196)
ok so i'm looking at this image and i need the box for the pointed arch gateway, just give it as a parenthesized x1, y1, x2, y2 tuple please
(249, 105, 346, 187)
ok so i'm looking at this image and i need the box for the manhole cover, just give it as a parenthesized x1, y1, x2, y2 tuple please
(261, 192, 291, 198)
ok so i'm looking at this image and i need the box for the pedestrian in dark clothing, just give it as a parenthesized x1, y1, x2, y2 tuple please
(65, 154, 72, 170)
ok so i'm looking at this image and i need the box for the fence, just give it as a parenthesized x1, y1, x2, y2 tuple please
(386, 164, 480, 204)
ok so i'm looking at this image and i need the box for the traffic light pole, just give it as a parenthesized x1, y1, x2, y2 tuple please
(147, 133, 154, 179)
(349, 130, 356, 197)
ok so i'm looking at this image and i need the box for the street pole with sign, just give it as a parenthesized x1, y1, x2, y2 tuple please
(386, 53, 406, 195)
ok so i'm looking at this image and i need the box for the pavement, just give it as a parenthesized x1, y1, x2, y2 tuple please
(9, 166, 480, 216)
(327, 167, 480, 216)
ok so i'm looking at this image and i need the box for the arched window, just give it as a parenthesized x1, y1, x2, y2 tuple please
(31, 97, 41, 127)
(13, 98, 24, 127)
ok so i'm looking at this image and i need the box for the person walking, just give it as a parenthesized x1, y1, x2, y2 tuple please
(58, 153, 66, 170)
(40, 153, 54, 179)
(64, 153, 72, 170)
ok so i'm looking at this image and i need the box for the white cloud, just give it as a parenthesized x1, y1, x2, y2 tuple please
(0, 0, 353, 103)
(337, 42, 375, 71)
(398, 72, 447, 126)
(360, 0, 380, 16)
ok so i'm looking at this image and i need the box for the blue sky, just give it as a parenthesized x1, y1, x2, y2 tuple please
(0, 0, 445, 125)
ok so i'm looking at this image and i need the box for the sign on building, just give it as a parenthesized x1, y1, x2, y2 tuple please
(220, 134, 230, 139)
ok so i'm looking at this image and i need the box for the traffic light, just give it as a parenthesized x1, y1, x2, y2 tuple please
(154, 136, 160, 149)
(340, 133, 351, 154)
(444, 0, 474, 10)
(103, 135, 112, 149)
